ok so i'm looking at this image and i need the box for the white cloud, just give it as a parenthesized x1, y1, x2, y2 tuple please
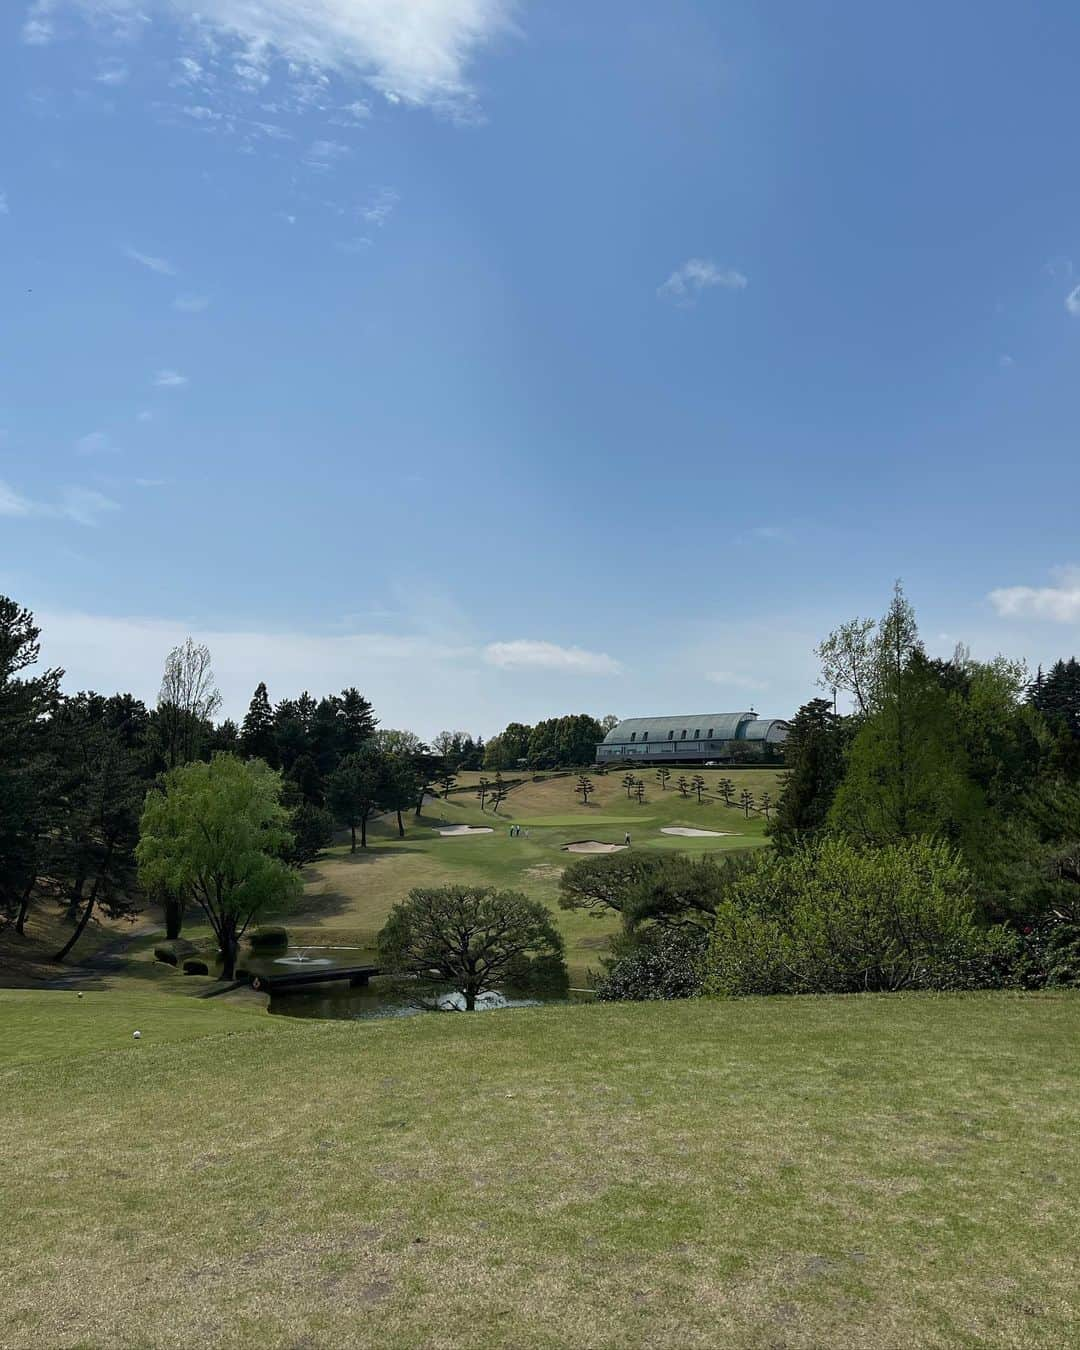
(25, 0, 512, 113)
(173, 55, 205, 85)
(173, 293, 210, 312)
(989, 566, 1080, 623)
(1066, 285, 1080, 318)
(136, 409, 153, 422)
(154, 369, 188, 387)
(331, 98, 371, 125)
(336, 237, 373, 254)
(0, 193, 9, 216)
(31, 607, 479, 732)
(126, 247, 176, 276)
(307, 138, 351, 167)
(21, 1, 54, 44)
(0, 480, 33, 517)
(182, 104, 221, 121)
(57, 486, 121, 526)
(357, 185, 398, 225)
(95, 60, 129, 84)
(483, 640, 622, 676)
(998, 354, 1015, 369)
(0, 478, 119, 526)
(134, 477, 170, 487)
(658, 258, 748, 305)
(74, 430, 116, 455)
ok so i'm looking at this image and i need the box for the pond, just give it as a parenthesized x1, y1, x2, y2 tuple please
(239, 945, 592, 1022)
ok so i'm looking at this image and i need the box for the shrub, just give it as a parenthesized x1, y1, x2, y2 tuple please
(181, 957, 210, 975)
(504, 951, 571, 998)
(595, 928, 707, 1002)
(1007, 920, 1080, 989)
(153, 939, 195, 966)
(249, 926, 288, 952)
(704, 836, 1009, 997)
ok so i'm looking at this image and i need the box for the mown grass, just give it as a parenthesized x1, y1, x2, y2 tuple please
(2, 988, 1078, 1348)
(0, 987, 274, 1067)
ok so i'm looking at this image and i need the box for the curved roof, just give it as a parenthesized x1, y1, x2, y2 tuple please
(737, 717, 790, 743)
(602, 713, 758, 744)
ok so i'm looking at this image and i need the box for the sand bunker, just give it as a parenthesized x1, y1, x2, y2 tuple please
(563, 841, 628, 854)
(660, 827, 731, 838)
(439, 825, 495, 837)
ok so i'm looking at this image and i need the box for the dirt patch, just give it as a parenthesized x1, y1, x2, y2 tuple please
(563, 842, 628, 854)
(524, 864, 564, 881)
(438, 826, 495, 837)
(660, 827, 731, 838)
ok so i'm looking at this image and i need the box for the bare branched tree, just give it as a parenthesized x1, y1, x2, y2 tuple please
(157, 638, 222, 769)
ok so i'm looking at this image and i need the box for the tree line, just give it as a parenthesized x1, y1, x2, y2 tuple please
(483, 714, 615, 771)
(0, 597, 444, 962)
(559, 583, 1080, 1001)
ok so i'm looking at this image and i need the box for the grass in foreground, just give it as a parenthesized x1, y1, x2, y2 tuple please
(2, 988, 1078, 1348)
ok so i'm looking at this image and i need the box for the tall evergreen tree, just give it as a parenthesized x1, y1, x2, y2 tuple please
(240, 682, 278, 765)
(337, 687, 378, 757)
(272, 697, 308, 772)
(380, 754, 419, 838)
(770, 698, 850, 848)
(327, 746, 386, 851)
(51, 698, 145, 961)
(0, 597, 62, 930)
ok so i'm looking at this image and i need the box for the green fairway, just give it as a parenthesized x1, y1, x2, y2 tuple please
(2, 987, 1078, 1348)
(284, 768, 779, 982)
(514, 812, 653, 826)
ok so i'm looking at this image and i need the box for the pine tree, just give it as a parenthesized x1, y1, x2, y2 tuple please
(240, 682, 278, 766)
(0, 597, 62, 929)
(770, 698, 849, 847)
(337, 687, 378, 756)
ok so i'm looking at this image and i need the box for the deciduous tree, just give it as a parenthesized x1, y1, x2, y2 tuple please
(137, 755, 300, 980)
(156, 638, 221, 768)
(378, 885, 565, 1011)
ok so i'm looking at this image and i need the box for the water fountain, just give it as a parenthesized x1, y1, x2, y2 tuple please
(435, 989, 510, 1012)
(274, 946, 332, 967)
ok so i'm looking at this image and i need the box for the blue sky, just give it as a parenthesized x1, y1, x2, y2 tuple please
(2, 0, 1080, 737)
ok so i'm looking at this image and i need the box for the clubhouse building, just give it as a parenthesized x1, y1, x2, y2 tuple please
(596, 712, 789, 766)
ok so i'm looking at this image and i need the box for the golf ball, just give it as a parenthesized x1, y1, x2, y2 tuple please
(132, 1030, 141, 1040)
